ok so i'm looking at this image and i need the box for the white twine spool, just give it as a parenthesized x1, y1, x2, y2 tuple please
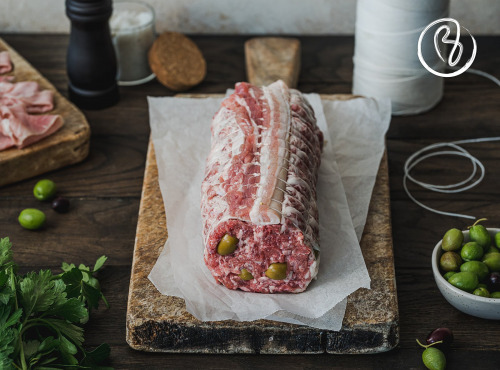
(353, 0, 450, 115)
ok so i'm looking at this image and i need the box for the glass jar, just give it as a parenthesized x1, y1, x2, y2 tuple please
(110, 0, 156, 86)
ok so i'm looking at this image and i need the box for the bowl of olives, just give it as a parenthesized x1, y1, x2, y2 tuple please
(432, 221, 500, 320)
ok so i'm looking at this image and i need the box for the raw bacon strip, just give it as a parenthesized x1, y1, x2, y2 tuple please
(0, 80, 54, 113)
(0, 103, 63, 150)
(0, 51, 12, 74)
(201, 81, 323, 293)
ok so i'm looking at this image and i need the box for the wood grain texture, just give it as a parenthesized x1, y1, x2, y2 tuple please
(1, 34, 499, 369)
(245, 37, 300, 88)
(126, 94, 398, 354)
(0, 37, 90, 187)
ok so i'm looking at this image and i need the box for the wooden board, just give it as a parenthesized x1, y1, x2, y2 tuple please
(126, 94, 399, 354)
(245, 37, 301, 89)
(0, 38, 90, 187)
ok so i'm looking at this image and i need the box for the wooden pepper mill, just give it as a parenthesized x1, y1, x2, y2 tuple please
(66, 0, 119, 109)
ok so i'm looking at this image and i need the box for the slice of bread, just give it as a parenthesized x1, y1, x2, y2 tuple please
(148, 32, 206, 91)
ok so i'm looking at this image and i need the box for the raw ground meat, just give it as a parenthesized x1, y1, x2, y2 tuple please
(201, 80, 323, 293)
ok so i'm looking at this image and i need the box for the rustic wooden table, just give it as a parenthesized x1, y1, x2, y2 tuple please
(1, 34, 499, 369)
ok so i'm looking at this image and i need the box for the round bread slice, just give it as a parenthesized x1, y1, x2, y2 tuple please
(148, 32, 206, 91)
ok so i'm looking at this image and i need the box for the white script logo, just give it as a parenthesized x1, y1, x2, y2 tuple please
(418, 18, 477, 78)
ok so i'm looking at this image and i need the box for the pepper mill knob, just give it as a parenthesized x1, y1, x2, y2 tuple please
(66, 0, 119, 109)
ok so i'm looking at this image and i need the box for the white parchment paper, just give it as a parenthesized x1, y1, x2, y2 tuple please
(148, 94, 391, 330)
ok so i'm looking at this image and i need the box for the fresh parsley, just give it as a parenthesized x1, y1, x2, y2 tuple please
(0, 237, 112, 369)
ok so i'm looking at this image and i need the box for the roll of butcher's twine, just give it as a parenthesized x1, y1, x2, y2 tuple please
(352, 0, 500, 218)
(353, 0, 450, 115)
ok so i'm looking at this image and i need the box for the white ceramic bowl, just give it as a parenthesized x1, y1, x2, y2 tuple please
(432, 228, 500, 320)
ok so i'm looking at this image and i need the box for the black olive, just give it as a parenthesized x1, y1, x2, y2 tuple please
(51, 196, 70, 213)
(487, 272, 500, 292)
(426, 327, 454, 349)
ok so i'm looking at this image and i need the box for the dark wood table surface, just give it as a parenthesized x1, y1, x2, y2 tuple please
(1, 34, 499, 369)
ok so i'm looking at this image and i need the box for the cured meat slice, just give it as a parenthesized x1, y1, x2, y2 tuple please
(0, 51, 12, 74)
(0, 80, 54, 113)
(0, 103, 63, 150)
(201, 80, 323, 293)
(0, 76, 15, 82)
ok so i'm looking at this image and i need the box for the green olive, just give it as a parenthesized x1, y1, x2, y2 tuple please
(460, 261, 490, 281)
(265, 263, 287, 280)
(18, 208, 46, 230)
(486, 245, 500, 254)
(473, 287, 490, 297)
(217, 234, 238, 256)
(490, 291, 500, 298)
(495, 232, 500, 248)
(448, 271, 479, 292)
(460, 242, 483, 262)
(482, 253, 500, 272)
(239, 268, 253, 281)
(469, 223, 491, 249)
(439, 251, 462, 272)
(422, 347, 446, 370)
(442, 228, 463, 251)
(33, 179, 57, 201)
(443, 271, 456, 281)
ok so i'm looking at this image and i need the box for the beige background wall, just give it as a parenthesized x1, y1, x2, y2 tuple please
(1, 0, 499, 35)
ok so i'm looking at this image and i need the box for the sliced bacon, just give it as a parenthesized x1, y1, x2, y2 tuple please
(0, 51, 13, 74)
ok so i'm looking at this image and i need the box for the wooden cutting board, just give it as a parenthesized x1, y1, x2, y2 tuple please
(0, 38, 90, 187)
(126, 93, 399, 354)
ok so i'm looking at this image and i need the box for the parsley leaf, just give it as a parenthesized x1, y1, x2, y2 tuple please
(0, 305, 21, 369)
(0, 237, 112, 369)
(0, 238, 13, 266)
(93, 256, 108, 273)
(61, 256, 109, 312)
(18, 270, 66, 317)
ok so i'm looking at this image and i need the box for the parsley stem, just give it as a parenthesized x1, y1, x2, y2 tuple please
(9, 267, 27, 370)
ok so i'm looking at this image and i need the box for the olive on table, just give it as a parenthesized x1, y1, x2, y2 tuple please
(443, 271, 456, 281)
(482, 253, 500, 272)
(239, 268, 253, 281)
(460, 261, 489, 281)
(18, 208, 46, 230)
(439, 251, 462, 272)
(469, 220, 491, 248)
(473, 287, 490, 297)
(426, 327, 454, 349)
(217, 234, 238, 256)
(448, 271, 478, 292)
(51, 196, 70, 213)
(460, 242, 483, 262)
(490, 291, 500, 298)
(486, 272, 500, 292)
(33, 179, 57, 201)
(422, 347, 446, 370)
(441, 228, 463, 251)
(265, 263, 287, 280)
